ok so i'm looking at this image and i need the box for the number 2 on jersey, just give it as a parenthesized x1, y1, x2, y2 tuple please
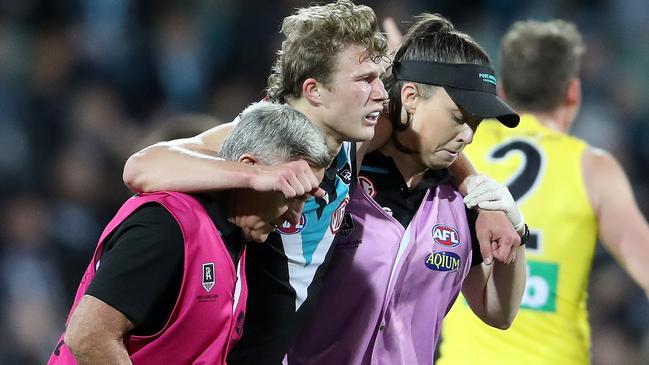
(488, 138, 545, 251)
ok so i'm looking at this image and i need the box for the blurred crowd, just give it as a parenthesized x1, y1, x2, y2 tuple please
(0, 0, 647, 364)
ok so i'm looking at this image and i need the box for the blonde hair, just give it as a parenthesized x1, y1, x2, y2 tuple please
(500, 20, 585, 112)
(266, 0, 387, 103)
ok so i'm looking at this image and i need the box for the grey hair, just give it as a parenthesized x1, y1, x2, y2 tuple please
(219, 101, 332, 168)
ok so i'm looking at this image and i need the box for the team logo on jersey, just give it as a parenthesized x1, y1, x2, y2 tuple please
(359, 176, 377, 197)
(330, 197, 350, 234)
(425, 251, 461, 272)
(275, 213, 308, 235)
(432, 224, 461, 247)
(338, 213, 355, 238)
(338, 162, 352, 185)
(202, 263, 215, 292)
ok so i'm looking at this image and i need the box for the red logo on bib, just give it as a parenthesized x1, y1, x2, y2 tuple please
(432, 224, 460, 247)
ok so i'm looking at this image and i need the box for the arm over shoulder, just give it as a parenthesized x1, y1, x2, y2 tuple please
(123, 122, 241, 193)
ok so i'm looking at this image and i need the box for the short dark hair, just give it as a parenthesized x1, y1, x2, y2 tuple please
(384, 14, 491, 133)
(500, 19, 585, 112)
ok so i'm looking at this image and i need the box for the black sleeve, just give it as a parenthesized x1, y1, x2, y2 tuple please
(466, 208, 483, 266)
(86, 203, 184, 335)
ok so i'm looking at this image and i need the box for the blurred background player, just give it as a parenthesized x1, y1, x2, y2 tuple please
(439, 19, 649, 365)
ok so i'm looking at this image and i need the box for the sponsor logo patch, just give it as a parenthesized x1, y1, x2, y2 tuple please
(479, 72, 497, 85)
(275, 213, 307, 235)
(432, 224, 461, 247)
(521, 261, 559, 312)
(425, 251, 461, 272)
(202, 263, 215, 292)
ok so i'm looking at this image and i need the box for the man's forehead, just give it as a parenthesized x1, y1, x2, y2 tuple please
(335, 51, 383, 75)
(336, 43, 381, 64)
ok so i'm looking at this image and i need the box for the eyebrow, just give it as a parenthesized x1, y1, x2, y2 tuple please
(354, 68, 380, 78)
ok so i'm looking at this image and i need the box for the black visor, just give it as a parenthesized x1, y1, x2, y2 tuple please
(392, 61, 519, 127)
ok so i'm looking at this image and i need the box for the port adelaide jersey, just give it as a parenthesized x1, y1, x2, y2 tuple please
(227, 142, 356, 363)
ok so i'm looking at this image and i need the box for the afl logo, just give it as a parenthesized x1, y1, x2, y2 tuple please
(432, 224, 460, 247)
(359, 176, 376, 197)
(275, 213, 308, 235)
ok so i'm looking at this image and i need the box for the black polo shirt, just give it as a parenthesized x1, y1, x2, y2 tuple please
(86, 194, 244, 336)
(359, 151, 483, 266)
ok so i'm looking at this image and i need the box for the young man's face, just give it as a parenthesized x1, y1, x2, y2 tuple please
(316, 43, 388, 144)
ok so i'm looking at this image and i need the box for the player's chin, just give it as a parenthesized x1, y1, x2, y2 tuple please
(348, 126, 375, 142)
(424, 155, 452, 170)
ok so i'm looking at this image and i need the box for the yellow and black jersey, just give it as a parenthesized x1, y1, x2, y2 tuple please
(439, 114, 598, 365)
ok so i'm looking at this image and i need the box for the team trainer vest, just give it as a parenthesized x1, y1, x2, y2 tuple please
(48, 192, 247, 365)
(288, 184, 473, 365)
(440, 114, 597, 365)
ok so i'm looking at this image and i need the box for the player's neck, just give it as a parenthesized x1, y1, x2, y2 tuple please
(529, 107, 573, 134)
(380, 140, 427, 189)
(288, 98, 343, 158)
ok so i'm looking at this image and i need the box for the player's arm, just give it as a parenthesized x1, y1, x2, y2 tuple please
(123, 121, 322, 199)
(124, 122, 241, 192)
(461, 211, 527, 329)
(64, 295, 134, 365)
(584, 148, 649, 298)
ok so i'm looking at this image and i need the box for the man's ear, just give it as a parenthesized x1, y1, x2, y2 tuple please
(400, 82, 419, 114)
(565, 78, 581, 107)
(303, 78, 322, 105)
(238, 153, 258, 165)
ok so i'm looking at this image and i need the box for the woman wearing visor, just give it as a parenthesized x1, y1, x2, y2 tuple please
(287, 14, 527, 365)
